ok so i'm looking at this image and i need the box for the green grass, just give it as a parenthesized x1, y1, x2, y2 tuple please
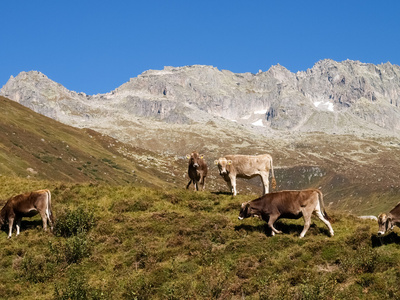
(1, 178, 400, 299)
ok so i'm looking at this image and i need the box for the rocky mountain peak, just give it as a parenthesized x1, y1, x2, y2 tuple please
(1, 60, 400, 144)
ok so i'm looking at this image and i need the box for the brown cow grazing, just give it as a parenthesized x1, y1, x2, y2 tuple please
(0, 189, 53, 238)
(377, 202, 400, 235)
(238, 189, 334, 238)
(186, 151, 208, 191)
(215, 154, 276, 196)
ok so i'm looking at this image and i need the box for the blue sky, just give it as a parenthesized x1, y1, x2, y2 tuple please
(1, 1, 399, 95)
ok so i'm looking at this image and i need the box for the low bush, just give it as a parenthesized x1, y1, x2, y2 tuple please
(54, 268, 107, 300)
(19, 253, 55, 283)
(49, 233, 92, 264)
(54, 206, 96, 237)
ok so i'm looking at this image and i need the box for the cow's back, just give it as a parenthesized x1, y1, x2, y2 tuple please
(254, 189, 319, 213)
(389, 202, 400, 217)
(7, 190, 49, 214)
(226, 154, 272, 175)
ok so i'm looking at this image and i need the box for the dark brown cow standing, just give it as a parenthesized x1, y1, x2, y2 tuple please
(377, 202, 400, 235)
(186, 151, 208, 191)
(0, 189, 54, 238)
(238, 189, 334, 238)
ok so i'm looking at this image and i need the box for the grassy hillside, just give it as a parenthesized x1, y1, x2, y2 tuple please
(0, 96, 186, 188)
(1, 177, 400, 299)
(2, 95, 400, 215)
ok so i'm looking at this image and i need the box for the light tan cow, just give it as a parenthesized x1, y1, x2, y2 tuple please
(215, 154, 276, 196)
(238, 189, 334, 238)
(0, 189, 53, 238)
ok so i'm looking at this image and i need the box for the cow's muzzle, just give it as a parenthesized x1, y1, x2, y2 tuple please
(377, 230, 386, 236)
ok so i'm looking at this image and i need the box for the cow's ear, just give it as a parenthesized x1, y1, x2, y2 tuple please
(214, 160, 219, 165)
(200, 154, 204, 159)
(227, 160, 232, 165)
(186, 154, 190, 159)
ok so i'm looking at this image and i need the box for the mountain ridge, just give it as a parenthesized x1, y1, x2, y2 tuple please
(2, 59, 400, 140)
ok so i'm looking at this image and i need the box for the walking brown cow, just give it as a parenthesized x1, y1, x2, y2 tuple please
(238, 189, 334, 238)
(0, 189, 54, 238)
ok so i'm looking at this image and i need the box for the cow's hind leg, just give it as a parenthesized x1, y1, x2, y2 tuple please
(39, 211, 48, 232)
(15, 217, 22, 236)
(200, 176, 206, 190)
(46, 207, 54, 232)
(7, 217, 14, 238)
(260, 173, 270, 194)
(314, 211, 334, 237)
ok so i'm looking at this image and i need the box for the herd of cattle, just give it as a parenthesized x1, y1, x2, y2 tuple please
(0, 151, 399, 239)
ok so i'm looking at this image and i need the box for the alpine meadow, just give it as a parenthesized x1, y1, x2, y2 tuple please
(1, 60, 400, 299)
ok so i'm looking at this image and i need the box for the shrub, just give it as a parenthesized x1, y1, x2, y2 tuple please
(19, 254, 55, 283)
(50, 233, 91, 264)
(54, 268, 107, 300)
(54, 207, 96, 237)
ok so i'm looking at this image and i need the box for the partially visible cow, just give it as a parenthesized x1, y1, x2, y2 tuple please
(186, 151, 208, 191)
(377, 202, 400, 235)
(359, 215, 378, 221)
(238, 189, 334, 238)
(0, 189, 54, 238)
(215, 154, 276, 196)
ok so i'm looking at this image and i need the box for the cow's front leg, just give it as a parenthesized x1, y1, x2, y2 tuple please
(230, 175, 237, 196)
(193, 180, 199, 191)
(300, 216, 311, 238)
(186, 180, 192, 189)
(226, 181, 233, 194)
(268, 215, 282, 235)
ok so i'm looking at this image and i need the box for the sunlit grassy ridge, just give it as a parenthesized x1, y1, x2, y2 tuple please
(1, 177, 400, 299)
(0, 96, 184, 187)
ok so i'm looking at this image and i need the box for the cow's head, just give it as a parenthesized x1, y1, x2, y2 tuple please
(214, 158, 232, 176)
(377, 213, 393, 235)
(186, 152, 204, 168)
(238, 202, 252, 220)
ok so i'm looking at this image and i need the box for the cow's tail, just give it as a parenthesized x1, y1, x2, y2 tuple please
(317, 190, 331, 222)
(270, 157, 277, 191)
(45, 189, 54, 224)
